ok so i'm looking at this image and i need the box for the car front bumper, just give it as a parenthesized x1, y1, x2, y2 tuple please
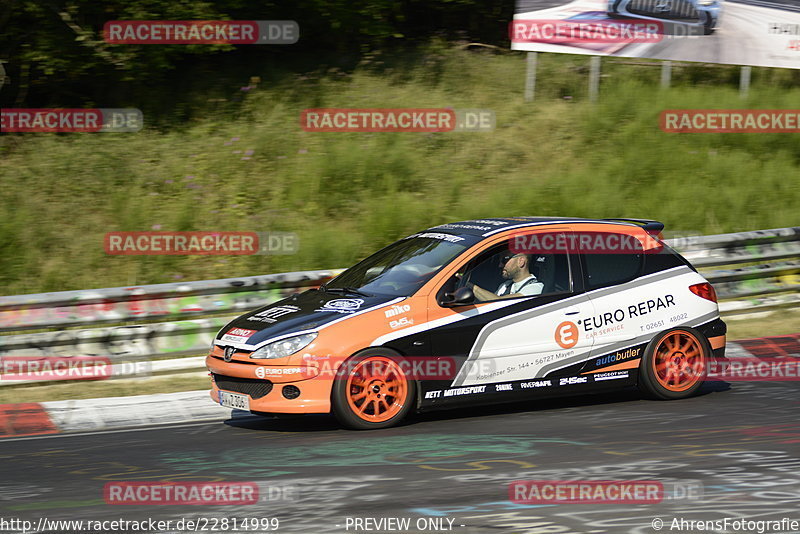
(206, 354, 333, 414)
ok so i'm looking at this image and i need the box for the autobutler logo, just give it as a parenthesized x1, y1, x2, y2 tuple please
(510, 230, 662, 255)
(104, 482, 258, 505)
(1, 109, 142, 133)
(509, 480, 703, 504)
(1, 356, 112, 381)
(103, 21, 298, 44)
(661, 110, 800, 133)
(104, 231, 298, 255)
(704, 358, 800, 381)
(300, 355, 459, 381)
(300, 108, 495, 132)
(510, 19, 663, 44)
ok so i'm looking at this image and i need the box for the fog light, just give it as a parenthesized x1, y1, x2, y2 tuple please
(282, 385, 301, 399)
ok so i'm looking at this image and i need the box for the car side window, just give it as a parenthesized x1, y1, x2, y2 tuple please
(438, 239, 572, 305)
(584, 253, 642, 290)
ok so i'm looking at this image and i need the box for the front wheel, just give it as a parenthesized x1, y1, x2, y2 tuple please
(332, 349, 416, 430)
(639, 328, 708, 400)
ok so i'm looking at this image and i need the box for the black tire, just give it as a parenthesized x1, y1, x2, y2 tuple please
(638, 327, 709, 400)
(703, 13, 715, 35)
(331, 348, 417, 430)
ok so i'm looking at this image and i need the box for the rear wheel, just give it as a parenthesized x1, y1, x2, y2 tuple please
(332, 349, 416, 430)
(639, 328, 708, 399)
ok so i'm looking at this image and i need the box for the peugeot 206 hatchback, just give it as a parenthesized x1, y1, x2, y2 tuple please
(206, 217, 727, 429)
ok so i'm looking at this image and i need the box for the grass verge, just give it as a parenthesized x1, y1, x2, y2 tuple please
(1, 45, 799, 295)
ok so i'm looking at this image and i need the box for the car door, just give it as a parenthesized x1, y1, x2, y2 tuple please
(428, 229, 596, 393)
(579, 245, 645, 362)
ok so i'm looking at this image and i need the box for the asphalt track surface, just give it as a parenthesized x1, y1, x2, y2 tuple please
(2, 378, 800, 534)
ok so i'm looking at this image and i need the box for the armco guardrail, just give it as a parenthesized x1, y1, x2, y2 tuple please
(0, 270, 342, 362)
(671, 227, 800, 314)
(0, 270, 342, 332)
(0, 228, 797, 382)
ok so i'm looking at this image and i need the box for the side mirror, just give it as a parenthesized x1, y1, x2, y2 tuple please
(441, 286, 475, 307)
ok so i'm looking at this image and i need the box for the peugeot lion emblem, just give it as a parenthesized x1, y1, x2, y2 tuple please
(224, 347, 236, 362)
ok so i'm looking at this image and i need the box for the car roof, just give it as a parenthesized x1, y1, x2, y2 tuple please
(427, 217, 664, 239)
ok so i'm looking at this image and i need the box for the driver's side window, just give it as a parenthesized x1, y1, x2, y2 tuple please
(438, 239, 572, 306)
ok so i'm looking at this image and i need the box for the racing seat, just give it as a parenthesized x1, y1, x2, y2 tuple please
(532, 254, 570, 294)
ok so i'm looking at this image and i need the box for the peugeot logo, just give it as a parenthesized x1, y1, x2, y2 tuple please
(223, 347, 236, 362)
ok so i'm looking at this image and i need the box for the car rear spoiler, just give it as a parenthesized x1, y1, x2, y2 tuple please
(603, 218, 665, 234)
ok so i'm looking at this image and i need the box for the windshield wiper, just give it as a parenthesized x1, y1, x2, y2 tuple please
(323, 286, 373, 298)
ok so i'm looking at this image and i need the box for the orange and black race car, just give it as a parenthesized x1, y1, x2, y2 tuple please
(206, 217, 727, 429)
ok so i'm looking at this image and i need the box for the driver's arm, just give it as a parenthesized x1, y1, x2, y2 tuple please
(476, 284, 534, 301)
(472, 284, 497, 302)
(474, 285, 528, 301)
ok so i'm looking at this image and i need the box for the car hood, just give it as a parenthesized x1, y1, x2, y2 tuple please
(216, 289, 400, 347)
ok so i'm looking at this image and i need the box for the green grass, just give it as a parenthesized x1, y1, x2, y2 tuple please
(1, 45, 799, 295)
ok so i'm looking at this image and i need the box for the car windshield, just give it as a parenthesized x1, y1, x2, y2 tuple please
(325, 234, 470, 297)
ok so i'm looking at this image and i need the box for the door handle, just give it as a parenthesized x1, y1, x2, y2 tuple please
(564, 308, 580, 315)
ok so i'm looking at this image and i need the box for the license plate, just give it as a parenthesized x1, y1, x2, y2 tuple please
(219, 391, 249, 410)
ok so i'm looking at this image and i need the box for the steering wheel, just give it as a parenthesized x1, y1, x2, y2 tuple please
(454, 270, 473, 290)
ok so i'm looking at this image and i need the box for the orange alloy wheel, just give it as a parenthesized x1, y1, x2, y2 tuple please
(345, 356, 409, 423)
(652, 330, 706, 392)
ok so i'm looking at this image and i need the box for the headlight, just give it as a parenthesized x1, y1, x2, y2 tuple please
(697, 0, 715, 5)
(250, 333, 317, 360)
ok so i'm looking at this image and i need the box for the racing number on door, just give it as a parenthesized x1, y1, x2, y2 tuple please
(555, 321, 579, 349)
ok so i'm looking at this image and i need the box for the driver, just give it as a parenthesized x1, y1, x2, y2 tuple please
(472, 252, 543, 301)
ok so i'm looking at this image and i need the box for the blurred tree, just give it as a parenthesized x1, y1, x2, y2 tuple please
(0, 0, 511, 114)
